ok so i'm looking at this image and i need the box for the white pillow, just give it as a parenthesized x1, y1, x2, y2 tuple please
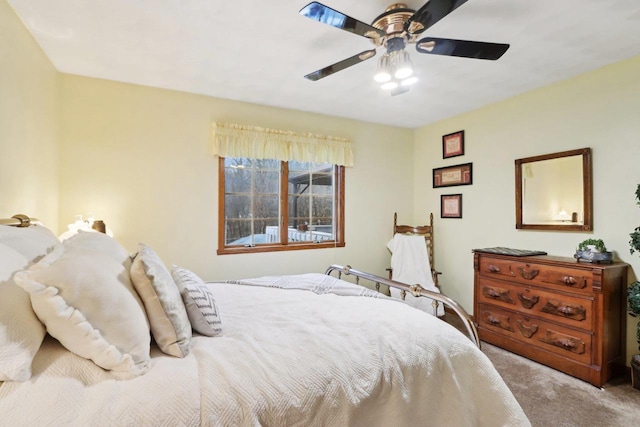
(171, 265, 223, 337)
(0, 243, 46, 381)
(62, 230, 130, 262)
(14, 236, 151, 377)
(0, 224, 59, 262)
(130, 244, 191, 358)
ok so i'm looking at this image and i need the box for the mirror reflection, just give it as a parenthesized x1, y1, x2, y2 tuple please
(515, 148, 592, 231)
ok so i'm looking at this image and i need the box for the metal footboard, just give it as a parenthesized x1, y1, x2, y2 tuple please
(325, 264, 480, 348)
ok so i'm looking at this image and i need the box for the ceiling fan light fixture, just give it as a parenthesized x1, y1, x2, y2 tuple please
(374, 71, 391, 83)
(374, 53, 392, 82)
(380, 81, 398, 91)
(394, 50, 414, 79)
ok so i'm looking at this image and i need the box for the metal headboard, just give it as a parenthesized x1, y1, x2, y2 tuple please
(0, 214, 38, 227)
(326, 264, 480, 348)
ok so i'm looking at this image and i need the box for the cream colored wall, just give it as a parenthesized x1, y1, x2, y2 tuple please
(414, 54, 640, 364)
(58, 75, 414, 281)
(0, 1, 58, 225)
(6, 0, 640, 365)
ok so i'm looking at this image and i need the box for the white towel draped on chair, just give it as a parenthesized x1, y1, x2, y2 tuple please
(387, 233, 444, 316)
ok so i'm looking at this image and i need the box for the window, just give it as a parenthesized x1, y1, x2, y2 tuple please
(218, 157, 345, 254)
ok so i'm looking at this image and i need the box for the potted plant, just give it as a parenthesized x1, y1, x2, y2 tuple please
(629, 184, 640, 389)
(629, 282, 640, 388)
(629, 184, 640, 256)
(577, 238, 607, 253)
(575, 238, 612, 262)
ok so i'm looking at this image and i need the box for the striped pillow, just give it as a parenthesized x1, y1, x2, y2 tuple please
(171, 266, 222, 337)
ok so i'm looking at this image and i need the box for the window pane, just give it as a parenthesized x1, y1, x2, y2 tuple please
(286, 219, 333, 242)
(224, 158, 252, 168)
(225, 194, 251, 218)
(288, 178, 309, 195)
(254, 159, 279, 170)
(288, 161, 307, 172)
(254, 195, 279, 219)
(288, 195, 310, 218)
(254, 171, 280, 194)
(289, 161, 329, 172)
(225, 168, 252, 193)
(227, 219, 280, 246)
(312, 195, 333, 218)
(310, 178, 333, 194)
(286, 162, 334, 243)
(225, 219, 252, 245)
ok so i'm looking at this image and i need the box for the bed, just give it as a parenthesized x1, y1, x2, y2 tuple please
(0, 215, 530, 426)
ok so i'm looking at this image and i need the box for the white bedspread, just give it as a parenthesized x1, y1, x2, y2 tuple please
(0, 273, 529, 426)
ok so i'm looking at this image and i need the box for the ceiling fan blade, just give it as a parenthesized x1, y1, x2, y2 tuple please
(405, 0, 469, 34)
(299, 2, 385, 40)
(304, 49, 376, 81)
(416, 37, 509, 60)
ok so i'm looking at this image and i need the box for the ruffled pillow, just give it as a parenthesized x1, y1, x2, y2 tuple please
(14, 234, 150, 377)
(172, 266, 222, 337)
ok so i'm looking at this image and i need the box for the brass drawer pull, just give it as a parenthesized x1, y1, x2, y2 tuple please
(482, 286, 514, 304)
(517, 266, 539, 280)
(487, 264, 501, 273)
(558, 306, 578, 315)
(540, 331, 585, 355)
(488, 316, 501, 325)
(541, 299, 586, 321)
(483, 312, 513, 332)
(557, 275, 587, 289)
(517, 293, 539, 309)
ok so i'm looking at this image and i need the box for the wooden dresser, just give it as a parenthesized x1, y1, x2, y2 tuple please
(473, 251, 628, 387)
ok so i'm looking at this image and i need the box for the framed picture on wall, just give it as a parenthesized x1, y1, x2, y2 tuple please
(441, 194, 462, 218)
(442, 130, 465, 159)
(433, 162, 473, 188)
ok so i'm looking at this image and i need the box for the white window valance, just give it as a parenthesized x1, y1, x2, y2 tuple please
(210, 122, 354, 166)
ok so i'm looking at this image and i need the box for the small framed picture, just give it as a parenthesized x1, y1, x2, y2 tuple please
(442, 130, 465, 159)
(441, 194, 462, 218)
(433, 162, 473, 188)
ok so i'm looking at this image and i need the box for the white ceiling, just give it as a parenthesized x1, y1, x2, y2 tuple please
(8, 0, 640, 129)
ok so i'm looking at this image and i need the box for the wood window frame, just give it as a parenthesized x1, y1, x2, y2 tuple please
(217, 157, 345, 255)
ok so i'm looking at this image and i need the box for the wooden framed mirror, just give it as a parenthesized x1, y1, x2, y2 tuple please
(515, 148, 592, 231)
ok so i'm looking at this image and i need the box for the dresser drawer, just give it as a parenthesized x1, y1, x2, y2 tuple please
(477, 257, 593, 295)
(477, 303, 592, 365)
(476, 278, 593, 329)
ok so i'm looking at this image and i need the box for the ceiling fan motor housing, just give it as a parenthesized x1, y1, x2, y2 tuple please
(371, 3, 424, 51)
(372, 3, 416, 34)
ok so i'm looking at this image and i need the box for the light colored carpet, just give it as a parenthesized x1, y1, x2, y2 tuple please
(482, 342, 640, 427)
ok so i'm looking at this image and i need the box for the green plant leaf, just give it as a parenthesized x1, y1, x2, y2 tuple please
(629, 282, 640, 316)
(577, 238, 606, 252)
(630, 227, 640, 255)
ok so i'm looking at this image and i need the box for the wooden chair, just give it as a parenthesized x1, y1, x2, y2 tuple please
(387, 212, 441, 290)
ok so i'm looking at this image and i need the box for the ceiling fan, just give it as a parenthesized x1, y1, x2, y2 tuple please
(299, 0, 509, 95)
